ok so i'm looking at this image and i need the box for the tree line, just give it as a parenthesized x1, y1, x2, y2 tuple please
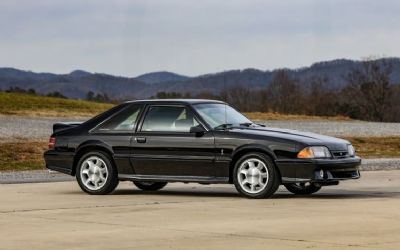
(2, 59, 399, 122)
(2, 87, 68, 99)
(151, 59, 400, 122)
(0, 87, 114, 103)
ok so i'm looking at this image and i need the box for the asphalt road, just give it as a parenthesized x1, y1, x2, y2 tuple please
(0, 170, 399, 250)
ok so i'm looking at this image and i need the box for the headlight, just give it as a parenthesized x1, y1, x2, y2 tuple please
(348, 144, 355, 156)
(297, 146, 331, 159)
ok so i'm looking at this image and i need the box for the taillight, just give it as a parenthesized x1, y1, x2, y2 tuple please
(48, 137, 56, 150)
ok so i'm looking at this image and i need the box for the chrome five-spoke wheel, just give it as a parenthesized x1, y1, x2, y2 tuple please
(237, 158, 269, 193)
(77, 151, 119, 195)
(80, 156, 108, 190)
(233, 153, 280, 199)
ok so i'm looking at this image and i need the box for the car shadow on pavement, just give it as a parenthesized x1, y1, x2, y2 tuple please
(272, 191, 400, 199)
(102, 188, 400, 200)
(111, 189, 242, 198)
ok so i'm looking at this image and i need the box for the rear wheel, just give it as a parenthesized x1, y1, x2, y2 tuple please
(233, 153, 280, 199)
(133, 181, 168, 191)
(284, 182, 321, 195)
(76, 151, 119, 195)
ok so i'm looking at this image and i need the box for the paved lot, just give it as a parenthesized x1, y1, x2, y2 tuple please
(0, 170, 399, 250)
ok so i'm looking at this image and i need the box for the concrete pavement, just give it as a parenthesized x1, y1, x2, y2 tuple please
(0, 170, 399, 250)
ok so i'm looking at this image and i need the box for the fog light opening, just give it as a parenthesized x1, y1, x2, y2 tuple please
(319, 169, 324, 178)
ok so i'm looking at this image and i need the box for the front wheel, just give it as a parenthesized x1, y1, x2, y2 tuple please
(233, 153, 280, 199)
(133, 181, 168, 191)
(284, 182, 321, 195)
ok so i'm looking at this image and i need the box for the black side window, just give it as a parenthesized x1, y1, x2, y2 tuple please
(95, 104, 142, 131)
(141, 106, 199, 132)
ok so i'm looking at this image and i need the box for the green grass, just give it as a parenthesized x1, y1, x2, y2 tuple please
(345, 137, 400, 158)
(0, 92, 114, 117)
(0, 141, 47, 172)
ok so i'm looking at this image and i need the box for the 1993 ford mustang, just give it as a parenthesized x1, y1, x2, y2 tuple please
(44, 99, 361, 198)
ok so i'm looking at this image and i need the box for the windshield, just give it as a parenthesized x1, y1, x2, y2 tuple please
(193, 103, 253, 129)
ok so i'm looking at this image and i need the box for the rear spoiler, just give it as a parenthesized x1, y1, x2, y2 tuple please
(53, 122, 83, 133)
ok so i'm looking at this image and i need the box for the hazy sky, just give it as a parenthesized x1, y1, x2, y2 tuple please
(1, 0, 399, 77)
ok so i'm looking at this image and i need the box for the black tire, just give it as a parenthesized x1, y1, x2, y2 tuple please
(284, 182, 321, 195)
(76, 151, 119, 195)
(133, 181, 168, 191)
(233, 152, 280, 199)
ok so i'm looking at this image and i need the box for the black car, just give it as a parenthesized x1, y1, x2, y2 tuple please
(44, 99, 361, 198)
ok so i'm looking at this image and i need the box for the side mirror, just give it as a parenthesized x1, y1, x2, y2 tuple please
(189, 125, 206, 136)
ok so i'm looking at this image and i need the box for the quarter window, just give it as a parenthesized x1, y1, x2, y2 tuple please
(141, 106, 199, 132)
(96, 104, 142, 131)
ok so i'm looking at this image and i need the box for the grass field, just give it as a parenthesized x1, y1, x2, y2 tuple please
(0, 92, 352, 121)
(0, 92, 113, 117)
(1, 137, 398, 172)
(346, 137, 400, 159)
(0, 141, 47, 171)
(0, 92, 396, 172)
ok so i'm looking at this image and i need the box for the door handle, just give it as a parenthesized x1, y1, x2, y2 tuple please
(135, 137, 146, 143)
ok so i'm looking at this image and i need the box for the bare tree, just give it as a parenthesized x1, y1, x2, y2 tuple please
(225, 85, 253, 112)
(266, 70, 302, 114)
(306, 76, 339, 116)
(344, 58, 393, 121)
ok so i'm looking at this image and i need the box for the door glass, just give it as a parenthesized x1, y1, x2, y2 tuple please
(96, 104, 142, 131)
(141, 106, 199, 132)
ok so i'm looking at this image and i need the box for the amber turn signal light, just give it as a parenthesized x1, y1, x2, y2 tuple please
(297, 147, 314, 158)
(297, 146, 331, 159)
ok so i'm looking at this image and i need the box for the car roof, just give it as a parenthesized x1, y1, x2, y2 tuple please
(124, 99, 226, 105)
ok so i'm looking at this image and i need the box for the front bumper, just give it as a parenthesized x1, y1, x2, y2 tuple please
(276, 156, 361, 183)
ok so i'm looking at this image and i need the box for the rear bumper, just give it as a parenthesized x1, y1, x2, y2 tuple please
(44, 150, 74, 175)
(276, 156, 361, 183)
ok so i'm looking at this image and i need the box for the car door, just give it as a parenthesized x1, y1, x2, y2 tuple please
(130, 104, 216, 177)
(90, 103, 143, 175)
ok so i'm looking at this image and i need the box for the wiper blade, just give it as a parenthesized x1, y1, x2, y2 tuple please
(239, 122, 254, 127)
(214, 123, 233, 130)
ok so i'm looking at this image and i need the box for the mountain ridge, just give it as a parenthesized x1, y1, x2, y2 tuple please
(1, 58, 400, 99)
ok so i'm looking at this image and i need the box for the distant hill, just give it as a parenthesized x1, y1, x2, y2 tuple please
(1, 58, 400, 99)
(135, 71, 189, 84)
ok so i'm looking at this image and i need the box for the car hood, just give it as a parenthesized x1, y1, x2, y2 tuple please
(231, 126, 350, 151)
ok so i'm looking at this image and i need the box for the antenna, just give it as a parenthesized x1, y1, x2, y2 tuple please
(223, 71, 227, 127)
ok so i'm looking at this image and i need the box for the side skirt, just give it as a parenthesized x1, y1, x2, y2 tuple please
(118, 174, 229, 184)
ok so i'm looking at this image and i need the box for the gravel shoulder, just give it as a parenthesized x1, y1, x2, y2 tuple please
(259, 120, 400, 137)
(0, 170, 74, 184)
(0, 115, 88, 142)
(2, 116, 400, 143)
